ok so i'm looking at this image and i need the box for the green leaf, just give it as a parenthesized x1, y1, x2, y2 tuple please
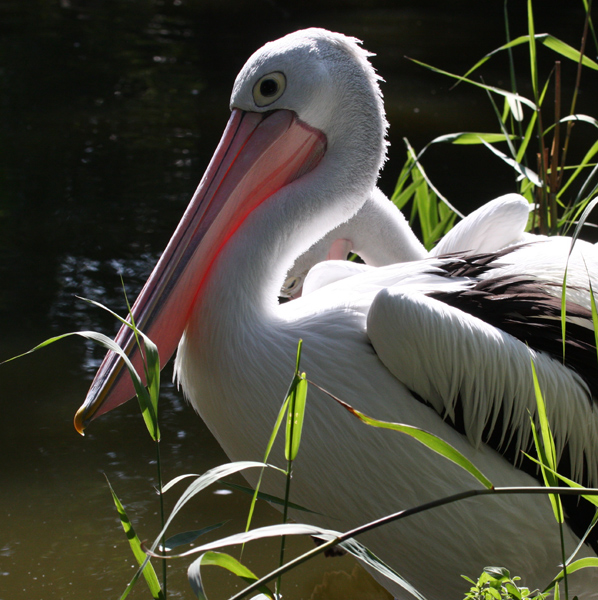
(176, 523, 426, 600)
(529, 360, 563, 523)
(589, 278, 598, 366)
(244, 342, 305, 534)
(561, 114, 598, 128)
(285, 341, 308, 462)
(156, 523, 342, 558)
(408, 57, 537, 111)
(155, 462, 269, 557)
(314, 385, 492, 489)
(525, 453, 598, 507)
(481, 140, 542, 186)
(561, 267, 568, 362)
(337, 537, 426, 600)
(285, 373, 308, 462)
(1, 328, 160, 440)
(346, 407, 492, 489)
(541, 35, 598, 71)
(427, 210, 457, 248)
(547, 557, 598, 590)
(80, 295, 161, 441)
(527, 0, 538, 98)
(187, 551, 273, 600)
(105, 476, 164, 600)
(429, 132, 517, 145)
(557, 140, 598, 201)
(516, 110, 539, 164)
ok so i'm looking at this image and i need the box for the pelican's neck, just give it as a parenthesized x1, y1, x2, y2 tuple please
(216, 173, 366, 315)
(174, 163, 366, 419)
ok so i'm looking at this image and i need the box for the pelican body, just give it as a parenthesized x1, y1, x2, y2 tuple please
(76, 29, 598, 598)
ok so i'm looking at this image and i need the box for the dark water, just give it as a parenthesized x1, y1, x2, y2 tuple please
(1, 1, 595, 598)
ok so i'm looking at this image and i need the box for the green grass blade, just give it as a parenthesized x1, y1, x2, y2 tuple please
(245, 340, 306, 534)
(311, 382, 492, 489)
(427, 210, 457, 248)
(346, 406, 492, 489)
(408, 57, 537, 111)
(338, 537, 426, 600)
(79, 295, 161, 440)
(546, 557, 598, 592)
(561, 114, 598, 128)
(105, 476, 164, 600)
(524, 452, 598, 565)
(527, 0, 538, 98)
(458, 34, 531, 82)
(568, 193, 598, 248)
(244, 394, 290, 535)
(153, 523, 343, 559)
(428, 131, 516, 145)
(482, 139, 542, 186)
(187, 551, 273, 600)
(390, 177, 419, 210)
(530, 360, 563, 522)
(542, 35, 598, 70)
(515, 108, 538, 164)
(155, 461, 269, 559)
(1, 329, 160, 440)
(285, 340, 308, 462)
(561, 267, 568, 362)
(557, 139, 598, 201)
(589, 278, 598, 365)
(285, 373, 308, 462)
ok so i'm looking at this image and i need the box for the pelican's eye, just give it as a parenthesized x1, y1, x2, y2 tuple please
(281, 274, 304, 298)
(253, 72, 286, 107)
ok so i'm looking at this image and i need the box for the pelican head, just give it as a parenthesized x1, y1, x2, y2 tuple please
(75, 29, 388, 431)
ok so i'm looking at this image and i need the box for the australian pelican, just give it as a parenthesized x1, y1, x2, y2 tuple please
(75, 29, 598, 599)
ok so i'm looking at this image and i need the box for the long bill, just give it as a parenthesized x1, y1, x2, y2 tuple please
(74, 108, 327, 433)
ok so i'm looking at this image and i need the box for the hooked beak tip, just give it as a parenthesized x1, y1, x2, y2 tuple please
(74, 406, 87, 435)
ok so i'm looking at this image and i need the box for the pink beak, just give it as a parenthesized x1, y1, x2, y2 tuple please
(74, 108, 327, 433)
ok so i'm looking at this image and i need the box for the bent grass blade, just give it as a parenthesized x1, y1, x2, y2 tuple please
(78, 295, 161, 440)
(105, 476, 164, 600)
(309, 380, 493, 489)
(187, 552, 274, 600)
(1, 326, 160, 440)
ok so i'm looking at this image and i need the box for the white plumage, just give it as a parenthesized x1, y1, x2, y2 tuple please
(77, 29, 598, 599)
(283, 191, 532, 298)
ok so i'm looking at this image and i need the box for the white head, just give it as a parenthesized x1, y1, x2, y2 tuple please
(231, 28, 388, 200)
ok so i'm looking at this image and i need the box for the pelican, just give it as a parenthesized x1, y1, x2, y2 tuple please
(75, 29, 598, 599)
(282, 192, 531, 297)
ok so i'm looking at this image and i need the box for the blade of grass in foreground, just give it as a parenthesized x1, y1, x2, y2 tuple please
(407, 57, 537, 111)
(279, 341, 308, 596)
(547, 557, 598, 593)
(149, 522, 425, 600)
(79, 295, 161, 441)
(244, 340, 307, 536)
(308, 380, 493, 489)
(529, 360, 562, 522)
(1, 328, 160, 440)
(187, 551, 274, 600)
(105, 476, 164, 600)
(524, 453, 598, 568)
